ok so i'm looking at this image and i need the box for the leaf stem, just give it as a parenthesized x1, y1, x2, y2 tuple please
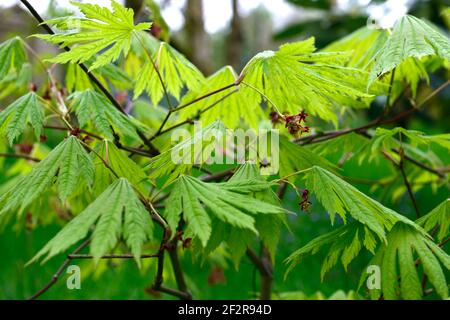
(240, 81, 282, 115)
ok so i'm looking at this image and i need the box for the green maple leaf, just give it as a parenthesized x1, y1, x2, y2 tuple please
(369, 15, 450, 86)
(285, 223, 378, 280)
(360, 222, 450, 300)
(417, 199, 450, 242)
(92, 140, 148, 195)
(164, 175, 286, 247)
(33, 0, 151, 71)
(177, 66, 257, 128)
(240, 37, 374, 124)
(69, 89, 145, 141)
(303, 166, 416, 239)
(0, 92, 45, 146)
(133, 35, 204, 105)
(202, 163, 287, 264)
(30, 178, 154, 267)
(0, 37, 27, 79)
(0, 136, 94, 216)
(146, 121, 227, 185)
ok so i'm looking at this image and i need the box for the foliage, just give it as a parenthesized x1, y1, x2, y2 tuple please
(69, 89, 145, 141)
(164, 173, 286, 248)
(34, 0, 151, 70)
(0, 92, 45, 145)
(0, 136, 93, 217)
(239, 37, 374, 125)
(0, 0, 449, 301)
(360, 222, 450, 300)
(133, 36, 205, 106)
(369, 15, 450, 86)
(417, 199, 450, 242)
(30, 178, 154, 267)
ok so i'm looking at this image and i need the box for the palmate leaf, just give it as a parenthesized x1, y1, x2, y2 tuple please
(323, 27, 388, 69)
(360, 222, 450, 300)
(323, 25, 432, 98)
(0, 62, 32, 100)
(369, 15, 450, 86)
(285, 223, 379, 280)
(286, 167, 433, 280)
(0, 37, 27, 79)
(367, 127, 450, 162)
(417, 199, 450, 242)
(164, 175, 286, 247)
(0, 136, 94, 216)
(177, 66, 264, 128)
(34, 0, 151, 71)
(303, 166, 415, 239)
(0, 92, 45, 145)
(239, 37, 374, 124)
(133, 36, 204, 106)
(92, 140, 148, 195)
(69, 89, 144, 141)
(146, 121, 227, 185)
(202, 164, 286, 263)
(30, 178, 154, 267)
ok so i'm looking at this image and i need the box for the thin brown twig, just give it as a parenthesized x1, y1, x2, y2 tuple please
(246, 248, 273, 300)
(0, 153, 40, 162)
(398, 156, 421, 218)
(149, 85, 239, 141)
(68, 253, 159, 259)
(20, 0, 159, 155)
(157, 88, 239, 137)
(28, 238, 91, 300)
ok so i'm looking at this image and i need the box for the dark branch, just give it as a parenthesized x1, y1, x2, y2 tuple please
(0, 153, 40, 162)
(29, 238, 91, 300)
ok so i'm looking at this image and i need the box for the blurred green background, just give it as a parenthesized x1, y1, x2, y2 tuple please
(0, 0, 449, 299)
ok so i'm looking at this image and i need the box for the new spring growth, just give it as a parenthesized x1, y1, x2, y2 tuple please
(270, 110, 310, 136)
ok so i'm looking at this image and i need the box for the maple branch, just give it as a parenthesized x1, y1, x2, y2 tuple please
(20, 0, 159, 156)
(44, 125, 103, 140)
(156, 88, 239, 138)
(149, 84, 238, 141)
(67, 253, 159, 259)
(172, 83, 237, 113)
(246, 247, 273, 300)
(0, 153, 40, 162)
(29, 238, 91, 300)
(398, 154, 421, 218)
(167, 245, 191, 298)
(150, 228, 191, 300)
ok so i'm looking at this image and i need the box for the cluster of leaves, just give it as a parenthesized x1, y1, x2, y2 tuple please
(0, 0, 449, 300)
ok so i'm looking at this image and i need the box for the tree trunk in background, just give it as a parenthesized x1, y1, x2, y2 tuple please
(226, 0, 244, 71)
(125, 0, 144, 21)
(184, 0, 213, 75)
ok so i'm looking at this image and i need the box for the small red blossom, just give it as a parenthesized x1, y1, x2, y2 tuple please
(284, 110, 310, 136)
(16, 143, 33, 154)
(150, 23, 163, 39)
(70, 127, 82, 137)
(299, 189, 312, 212)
